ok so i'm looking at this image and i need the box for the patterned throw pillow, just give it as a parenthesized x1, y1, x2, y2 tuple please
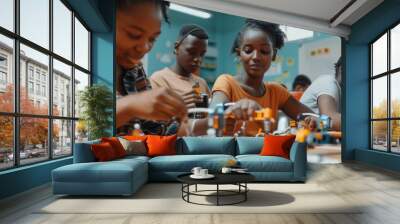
(118, 137, 147, 156)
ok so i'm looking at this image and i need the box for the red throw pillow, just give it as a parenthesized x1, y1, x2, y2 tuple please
(146, 135, 177, 157)
(91, 142, 117, 162)
(101, 137, 126, 158)
(122, 135, 148, 142)
(260, 135, 296, 159)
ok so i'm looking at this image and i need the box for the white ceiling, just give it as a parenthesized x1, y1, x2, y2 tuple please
(168, 0, 384, 38)
(227, 0, 352, 22)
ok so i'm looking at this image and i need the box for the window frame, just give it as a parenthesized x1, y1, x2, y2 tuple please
(370, 20, 400, 154)
(0, 0, 92, 171)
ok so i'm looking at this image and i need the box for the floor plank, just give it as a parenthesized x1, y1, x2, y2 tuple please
(1, 161, 400, 224)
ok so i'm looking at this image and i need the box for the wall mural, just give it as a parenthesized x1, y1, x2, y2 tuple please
(114, 2, 342, 164)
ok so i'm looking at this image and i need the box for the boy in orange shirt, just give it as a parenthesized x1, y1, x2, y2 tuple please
(151, 25, 211, 108)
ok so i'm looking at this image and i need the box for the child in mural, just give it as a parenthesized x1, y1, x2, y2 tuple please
(292, 74, 312, 92)
(116, 0, 187, 135)
(291, 74, 312, 101)
(191, 19, 317, 136)
(300, 57, 342, 131)
(150, 24, 211, 109)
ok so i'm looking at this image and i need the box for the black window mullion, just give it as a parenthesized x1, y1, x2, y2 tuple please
(387, 30, 391, 152)
(71, 10, 76, 155)
(13, 0, 20, 167)
(370, 45, 373, 149)
(48, 0, 54, 160)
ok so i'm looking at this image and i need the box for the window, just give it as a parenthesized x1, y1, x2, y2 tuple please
(0, 35, 13, 113)
(42, 85, 46, 97)
(28, 67, 34, 80)
(35, 70, 41, 81)
(0, 55, 7, 67)
(75, 18, 90, 70)
(28, 81, 34, 94)
(20, 0, 49, 49)
(0, 71, 6, 85)
(370, 23, 400, 154)
(0, 54, 8, 87)
(0, 0, 14, 32)
(53, 59, 72, 117)
(36, 83, 40, 95)
(0, 0, 91, 170)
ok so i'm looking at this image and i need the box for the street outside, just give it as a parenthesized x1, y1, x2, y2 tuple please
(0, 146, 71, 170)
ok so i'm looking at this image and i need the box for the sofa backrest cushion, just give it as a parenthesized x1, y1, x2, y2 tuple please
(236, 137, 264, 155)
(177, 137, 236, 155)
(73, 139, 100, 163)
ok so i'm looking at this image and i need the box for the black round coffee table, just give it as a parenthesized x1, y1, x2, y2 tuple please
(177, 173, 255, 206)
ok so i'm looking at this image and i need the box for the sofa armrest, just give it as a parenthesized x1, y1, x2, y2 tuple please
(289, 142, 307, 181)
(73, 140, 100, 163)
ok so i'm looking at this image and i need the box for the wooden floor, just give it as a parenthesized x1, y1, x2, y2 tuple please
(1, 159, 400, 223)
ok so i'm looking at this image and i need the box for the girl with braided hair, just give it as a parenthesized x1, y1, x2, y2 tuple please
(206, 19, 316, 136)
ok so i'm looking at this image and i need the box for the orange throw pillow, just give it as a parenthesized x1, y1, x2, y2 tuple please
(146, 135, 177, 157)
(260, 135, 296, 159)
(101, 137, 126, 158)
(91, 142, 117, 162)
(122, 135, 148, 142)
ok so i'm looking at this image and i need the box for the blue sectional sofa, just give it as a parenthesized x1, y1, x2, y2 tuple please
(52, 137, 307, 196)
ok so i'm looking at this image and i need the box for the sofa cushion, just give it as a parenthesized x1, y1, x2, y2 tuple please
(53, 158, 147, 183)
(177, 137, 236, 155)
(73, 140, 100, 163)
(115, 155, 150, 164)
(236, 155, 293, 172)
(236, 137, 264, 155)
(149, 154, 235, 172)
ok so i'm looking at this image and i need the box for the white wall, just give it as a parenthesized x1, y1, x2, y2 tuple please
(299, 37, 341, 81)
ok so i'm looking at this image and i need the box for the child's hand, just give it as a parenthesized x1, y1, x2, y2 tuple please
(224, 99, 262, 121)
(304, 116, 318, 131)
(181, 90, 202, 108)
(130, 87, 187, 121)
